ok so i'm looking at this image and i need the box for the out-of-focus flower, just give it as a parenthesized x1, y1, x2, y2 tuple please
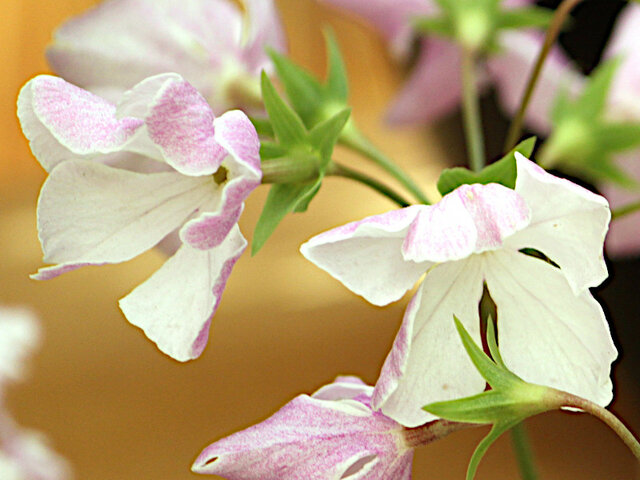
(0, 307, 71, 480)
(17, 73, 261, 361)
(192, 376, 416, 479)
(319, 0, 583, 128)
(47, 0, 286, 112)
(302, 155, 616, 427)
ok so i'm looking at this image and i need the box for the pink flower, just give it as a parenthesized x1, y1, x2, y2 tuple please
(17, 73, 261, 361)
(192, 377, 414, 479)
(302, 155, 616, 426)
(320, 0, 583, 128)
(47, 0, 286, 112)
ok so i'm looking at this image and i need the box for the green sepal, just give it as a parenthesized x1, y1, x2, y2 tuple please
(249, 116, 274, 138)
(308, 108, 351, 164)
(580, 151, 639, 189)
(260, 141, 288, 160)
(324, 29, 349, 103)
(260, 72, 307, 147)
(573, 57, 620, 119)
(412, 15, 455, 38)
(437, 137, 536, 196)
(466, 419, 524, 480)
(424, 390, 531, 424)
(496, 6, 553, 30)
(591, 123, 640, 153)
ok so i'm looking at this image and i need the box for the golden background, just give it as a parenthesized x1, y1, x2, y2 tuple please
(0, 0, 638, 478)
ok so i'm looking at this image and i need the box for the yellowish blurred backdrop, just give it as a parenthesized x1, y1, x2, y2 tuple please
(1, 1, 638, 479)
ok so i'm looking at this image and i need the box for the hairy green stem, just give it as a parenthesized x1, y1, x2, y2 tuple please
(327, 162, 412, 207)
(461, 47, 486, 172)
(510, 423, 539, 480)
(340, 129, 431, 205)
(503, 0, 584, 152)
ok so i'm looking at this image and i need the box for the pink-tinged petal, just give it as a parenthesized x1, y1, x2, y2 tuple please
(319, 0, 432, 59)
(192, 382, 412, 479)
(179, 110, 261, 249)
(33, 160, 212, 279)
(386, 39, 465, 125)
(120, 227, 246, 361)
(46, 0, 239, 102)
(312, 376, 373, 403)
(146, 78, 227, 176)
(17, 75, 143, 171)
(373, 257, 486, 427)
(242, 0, 287, 72)
(0, 307, 39, 387)
(488, 31, 585, 135)
(505, 154, 610, 292)
(602, 152, 640, 256)
(402, 183, 530, 263)
(300, 206, 430, 307)
(485, 249, 617, 407)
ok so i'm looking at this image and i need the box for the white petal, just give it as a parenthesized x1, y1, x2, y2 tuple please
(485, 249, 617, 407)
(373, 257, 486, 427)
(120, 227, 247, 361)
(300, 206, 429, 306)
(506, 154, 610, 292)
(33, 160, 211, 278)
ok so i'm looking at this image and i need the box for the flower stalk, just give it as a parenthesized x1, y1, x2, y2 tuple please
(461, 47, 486, 172)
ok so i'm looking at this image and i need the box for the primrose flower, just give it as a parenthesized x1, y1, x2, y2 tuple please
(47, 0, 286, 112)
(302, 154, 616, 427)
(17, 73, 261, 361)
(320, 0, 583, 127)
(192, 376, 416, 479)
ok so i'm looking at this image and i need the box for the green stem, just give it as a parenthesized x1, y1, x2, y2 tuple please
(339, 129, 431, 205)
(557, 391, 640, 461)
(327, 162, 411, 207)
(510, 423, 539, 480)
(503, 0, 584, 152)
(261, 155, 319, 184)
(611, 200, 640, 220)
(461, 47, 486, 172)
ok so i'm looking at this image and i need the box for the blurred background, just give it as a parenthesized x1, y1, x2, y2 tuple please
(0, 0, 638, 478)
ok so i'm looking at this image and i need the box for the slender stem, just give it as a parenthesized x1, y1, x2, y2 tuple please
(460, 47, 486, 172)
(327, 162, 412, 207)
(557, 391, 640, 461)
(510, 423, 539, 480)
(339, 129, 431, 205)
(503, 0, 584, 152)
(611, 200, 640, 220)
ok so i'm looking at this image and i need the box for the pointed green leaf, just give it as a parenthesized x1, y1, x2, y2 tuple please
(423, 390, 525, 424)
(454, 316, 520, 390)
(268, 49, 324, 127)
(252, 181, 320, 255)
(292, 178, 323, 213)
(574, 57, 620, 118)
(308, 108, 351, 166)
(260, 72, 308, 147)
(496, 6, 553, 30)
(466, 419, 523, 480)
(437, 137, 535, 196)
(591, 122, 640, 153)
(324, 29, 349, 102)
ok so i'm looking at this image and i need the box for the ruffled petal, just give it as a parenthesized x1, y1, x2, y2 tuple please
(300, 206, 429, 306)
(402, 183, 530, 263)
(179, 110, 261, 249)
(192, 381, 412, 479)
(119, 227, 247, 361)
(488, 31, 585, 135)
(17, 75, 143, 171)
(505, 154, 610, 292)
(33, 160, 211, 279)
(387, 38, 465, 125)
(485, 249, 617, 407)
(373, 257, 486, 427)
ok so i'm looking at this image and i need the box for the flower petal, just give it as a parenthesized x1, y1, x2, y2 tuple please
(505, 154, 610, 292)
(179, 110, 261, 249)
(387, 38, 465, 125)
(119, 227, 247, 361)
(373, 257, 486, 427)
(312, 376, 373, 403)
(17, 75, 143, 171)
(300, 206, 429, 306)
(0, 307, 39, 387)
(145, 78, 227, 176)
(242, 0, 287, 71)
(488, 31, 584, 135)
(33, 160, 211, 279)
(485, 249, 617, 407)
(192, 389, 412, 479)
(402, 183, 530, 263)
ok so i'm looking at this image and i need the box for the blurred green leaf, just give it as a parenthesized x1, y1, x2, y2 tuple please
(260, 72, 308, 147)
(497, 6, 553, 30)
